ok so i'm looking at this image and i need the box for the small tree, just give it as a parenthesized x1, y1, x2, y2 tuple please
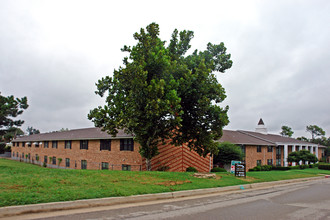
(306, 125, 325, 140)
(297, 136, 309, 142)
(58, 158, 62, 166)
(0, 93, 28, 136)
(280, 126, 294, 137)
(26, 126, 40, 135)
(213, 142, 244, 166)
(287, 150, 318, 165)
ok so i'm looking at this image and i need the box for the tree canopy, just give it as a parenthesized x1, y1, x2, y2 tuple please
(280, 125, 294, 137)
(0, 93, 28, 137)
(88, 23, 232, 170)
(26, 126, 40, 135)
(306, 125, 325, 140)
(213, 142, 244, 165)
(287, 150, 318, 165)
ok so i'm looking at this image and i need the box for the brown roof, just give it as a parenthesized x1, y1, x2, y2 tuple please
(12, 127, 133, 142)
(238, 130, 316, 145)
(220, 130, 324, 147)
(220, 130, 274, 145)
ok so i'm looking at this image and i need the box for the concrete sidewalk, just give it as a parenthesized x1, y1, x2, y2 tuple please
(0, 176, 326, 218)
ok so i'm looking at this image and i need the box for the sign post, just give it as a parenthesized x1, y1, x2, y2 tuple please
(230, 160, 241, 174)
(235, 163, 246, 178)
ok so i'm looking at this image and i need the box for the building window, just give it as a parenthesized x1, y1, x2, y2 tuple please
(267, 159, 273, 165)
(257, 145, 262, 152)
(27, 142, 31, 147)
(13, 142, 15, 147)
(120, 139, 134, 151)
(52, 156, 56, 165)
(16, 152, 18, 157)
(52, 141, 58, 149)
(35, 142, 39, 148)
(238, 145, 246, 155)
(80, 140, 88, 150)
(44, 141, 49, 148)
(257, 160, 262, 166)
(267, 146, 273, 152)
(81, 160, 87, 169)
(22, 153, 24, 158)
(44, 156, 47, 163)
(28, 153, 30, 159)
(17, 142, 19, 147)
(65, 158, 70, 168)
(65, 140, 72, 149)
(22, 142, 25, 147)
(101, 162, 109, 170)
(122, 164, 131, 171)
(276, 159, 281, 166)
(100, 139, 111, 151)
(12, 152, 15, 157)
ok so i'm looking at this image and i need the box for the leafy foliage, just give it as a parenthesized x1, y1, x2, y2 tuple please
(213, 142, 244, 165)
(88, 23, 232, 170)
(287, 150, 318, 164)
(186, 166, 198, 172)
(306, 125, 325, 140)
(210, 167, 227, 172)
(26, 126, 40, 135)
(280, 125, 294, 137)
(0, 93, 28, 137)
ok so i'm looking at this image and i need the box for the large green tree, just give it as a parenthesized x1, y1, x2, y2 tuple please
(88, 23, 232, 170)
(306, 125, 325, 140)
(280, 125, 294, 137)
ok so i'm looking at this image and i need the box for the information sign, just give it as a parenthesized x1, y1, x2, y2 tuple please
(235, 163, 246, 178)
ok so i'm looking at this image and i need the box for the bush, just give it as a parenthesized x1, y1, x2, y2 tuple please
(318, 163, 330, 170)
(157, 166, 170, 171)
(43, 162, 47, 167)
(299, 164, 309, 169)
(211, 167, 227, 172)
(289, 165, 300, 170)
(272, 166, 290, 171)
(248, 165, 272, 172)
(186, 167, 198, 172)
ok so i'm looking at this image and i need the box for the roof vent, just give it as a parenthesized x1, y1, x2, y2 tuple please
(255, 118, 268, 134)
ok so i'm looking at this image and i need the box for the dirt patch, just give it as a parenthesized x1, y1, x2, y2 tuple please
(155, 180, 192, 186)
(238, 176, 257, 182)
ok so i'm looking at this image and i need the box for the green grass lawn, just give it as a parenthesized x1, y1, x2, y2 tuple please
(1, 158, 329, 207)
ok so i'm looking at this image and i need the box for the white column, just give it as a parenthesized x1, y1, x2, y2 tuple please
(315, 146, 318, 159)
(309, 146, 313, 154)
(297, 145, 302, 165)
(292, 145, 296, 166)
(284, 145, 288, 167)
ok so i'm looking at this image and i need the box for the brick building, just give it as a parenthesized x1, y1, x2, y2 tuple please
(10, 119, 325, 172)
(10, 127, 211, 172)
(220, 119, 326, 170)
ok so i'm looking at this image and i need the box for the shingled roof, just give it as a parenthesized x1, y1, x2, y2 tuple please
(220, 130, 323, 147)
(12, 127, 133, 142)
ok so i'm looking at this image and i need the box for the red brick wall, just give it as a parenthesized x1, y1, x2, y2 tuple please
(11, 139, 142, 170)
(144, 141, 211, 172)
(244, 145, 276, 170)
(11, 139, 211, 172)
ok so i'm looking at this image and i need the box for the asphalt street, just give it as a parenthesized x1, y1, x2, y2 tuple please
(5, 178, 329, 220)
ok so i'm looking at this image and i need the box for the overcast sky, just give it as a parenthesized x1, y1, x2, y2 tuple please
(1, 0, 330, 138)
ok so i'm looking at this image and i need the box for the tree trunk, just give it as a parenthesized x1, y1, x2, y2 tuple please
(146, 158, 151, 171)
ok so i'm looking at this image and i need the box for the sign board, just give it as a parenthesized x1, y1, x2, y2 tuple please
(230, 160, 241, 174)
(235, 163, 246, 178)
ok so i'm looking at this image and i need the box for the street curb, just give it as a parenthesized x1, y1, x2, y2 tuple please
(0, 176, 326, 218)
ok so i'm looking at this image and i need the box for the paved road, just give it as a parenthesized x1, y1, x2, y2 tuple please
(6, 178, 330, 220)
